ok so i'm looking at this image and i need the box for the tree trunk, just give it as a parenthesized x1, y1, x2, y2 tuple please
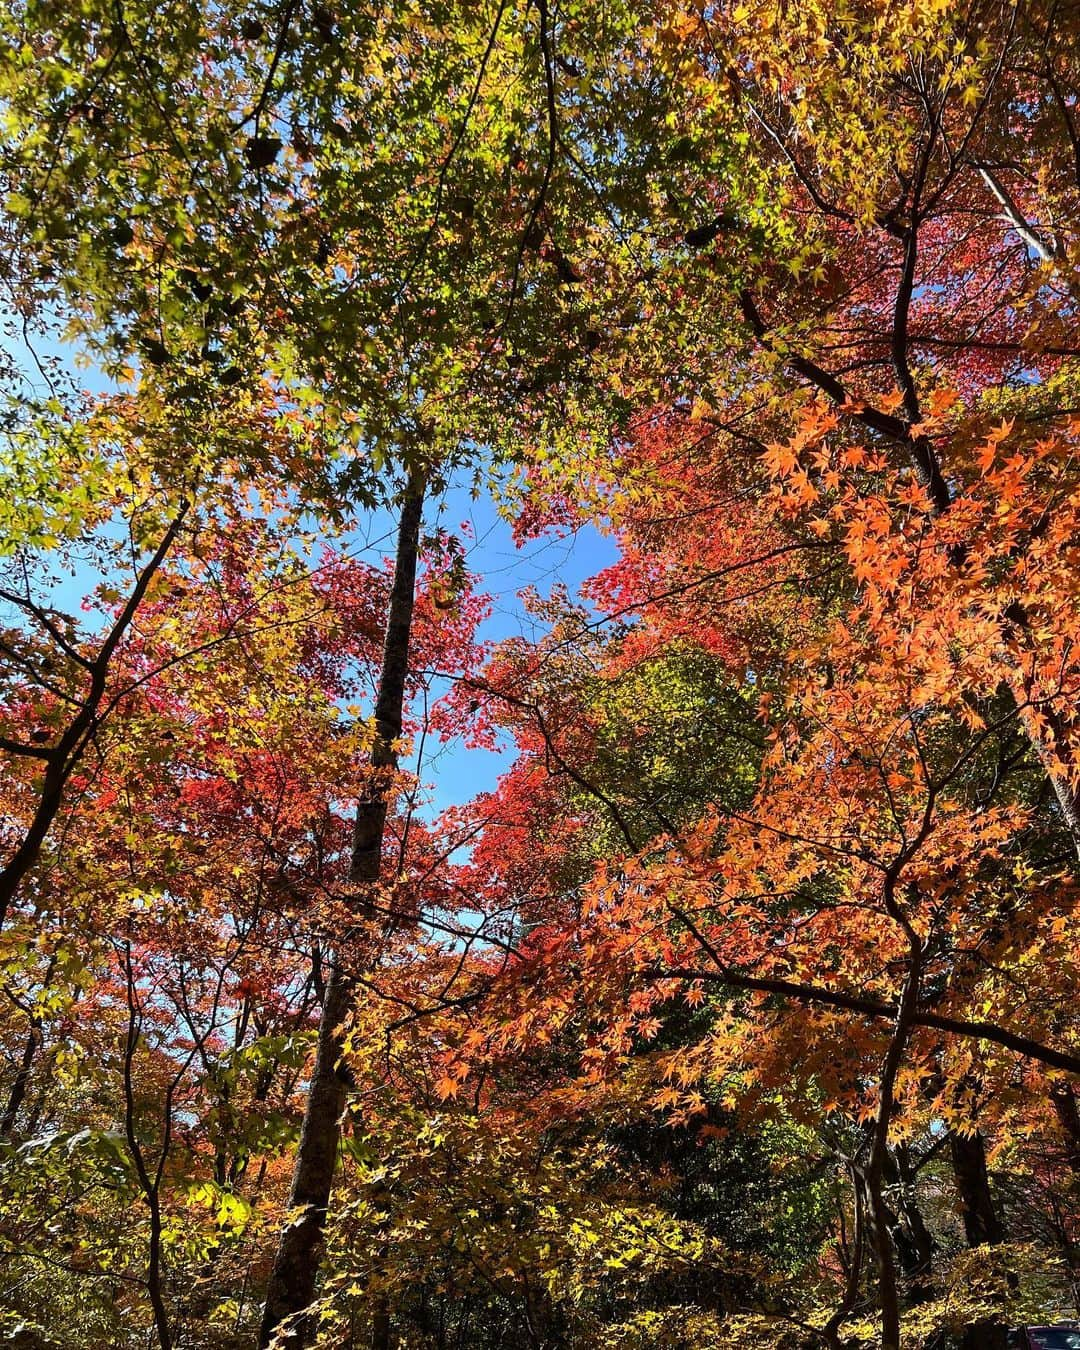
(862, 951, 922, 1350)
(259, 472, 425, 1349)
(0, 1020, 42, 1138)
(974, 161, 1058, 262)
(950, 1130, 1008, 1350)
(860, 1167, 903, 1350)
(951, 1131, 1004, 1247)
(370, 1297, 391, 1350)
(882, 1142, 935, 1299)
(1051, 1084, 1080, 1175)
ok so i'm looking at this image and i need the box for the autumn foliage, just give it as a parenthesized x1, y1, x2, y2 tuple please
(1, 0, 1080, 1347)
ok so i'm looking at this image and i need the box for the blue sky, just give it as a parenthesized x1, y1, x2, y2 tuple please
(4, 319, 619, 817)
(357, 472, 617, 813)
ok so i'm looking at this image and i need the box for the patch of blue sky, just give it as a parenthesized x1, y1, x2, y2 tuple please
(414, 468, 617, 812)
(2, 313, 619, 816)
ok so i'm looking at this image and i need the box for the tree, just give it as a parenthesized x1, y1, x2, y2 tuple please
(259, 467, 426, 1347)
(2, 1, 1080, 1346)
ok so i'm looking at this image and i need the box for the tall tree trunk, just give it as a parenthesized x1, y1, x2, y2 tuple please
(370, 1298, 391, 1350)
(860, 1167, 903, 1350)
(0, 1022, 40, 1139)
(881, 1142, 935, 1300)
(1049, 1085, 1080, 1311)
(951, 1131, 1004, 1246)
(259, 472, 425, 1350)
(855, 869, 927, 1350)
(950, 1130, 1008, 1350)
(1051, 1084, 1080, 1176)
(861, 936, 922, 1350)
(0, 952, 53, 1138)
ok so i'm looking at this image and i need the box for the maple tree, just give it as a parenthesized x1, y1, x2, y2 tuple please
(2, 0, 1080, 1347)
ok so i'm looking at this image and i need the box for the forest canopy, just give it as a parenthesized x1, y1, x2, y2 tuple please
(0, 0, 1079, 1346)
